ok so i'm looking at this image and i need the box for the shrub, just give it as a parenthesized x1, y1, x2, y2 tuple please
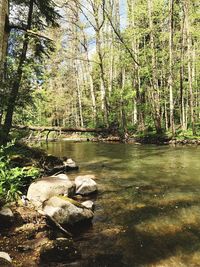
(0, 142, 40, 202)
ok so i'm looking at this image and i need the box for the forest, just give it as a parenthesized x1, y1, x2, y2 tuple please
(0, 1, 200, 266)
(0, 0, 199, 143)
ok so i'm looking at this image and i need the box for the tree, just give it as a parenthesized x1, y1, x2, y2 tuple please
(1, 0, 60, 143)
(0, 0, 9, 125)
(11, 0, 200, 138)
(0, 0, 8, 70)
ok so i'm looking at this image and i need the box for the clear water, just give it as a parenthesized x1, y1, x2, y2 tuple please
(41, 142, 200, 267)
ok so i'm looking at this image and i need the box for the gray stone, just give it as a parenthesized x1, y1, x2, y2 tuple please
(43, 196, 94, 225)
(64, 158, 77, 168)
(54, 173, 69, 180)
(0, 207, 14, 227)
(75, 175, 97, 195)
(27, 176, 75, 208)
(0, 252, 12, 266)
(82, 200, 94, 211)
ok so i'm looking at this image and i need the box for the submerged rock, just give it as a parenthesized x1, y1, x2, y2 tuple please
(75, 175, 97, 195)
(43, 155, 78, 175)
(0, 207, 14, 227)
(42, 196, 94, 225)
(0, 252, 12, 266)
(40, 238, 79, 263)
(27, 176, 75, 208)
(64, 158, 78, 170)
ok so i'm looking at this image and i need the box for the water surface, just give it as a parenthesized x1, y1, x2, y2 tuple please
(42, 142, 200, 267)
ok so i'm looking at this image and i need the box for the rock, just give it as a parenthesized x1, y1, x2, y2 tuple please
(43, 155, 78, 175)
(0, 207, 14, 227)
(64, 158, 78, 170)
(54, 173, 69, 180)
(40, 238, 79, 262)
(27, 176, 75, 208)
(0, 252, 12, 266)
(82, 200, 94, 211)
(75, 175, 97, 195)
(43, 196, 94, 225)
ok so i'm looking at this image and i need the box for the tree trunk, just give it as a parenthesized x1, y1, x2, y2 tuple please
(0, 0, 8, 129)
(147, 0, 162, 134)
(180, 11, 187, 131)
(95, 28, 109, 127)
(0, 0, 8, 70)
(120, 68, 126, 132)
(184, 0, 196, 135)
(76, 66, 84, 127)
(82, 32, 97, 125)
(168, 0, 175, 135)
(2, 0, 34, 142)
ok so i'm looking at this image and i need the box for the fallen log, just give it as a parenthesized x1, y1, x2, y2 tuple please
(12, 125, 108, 133)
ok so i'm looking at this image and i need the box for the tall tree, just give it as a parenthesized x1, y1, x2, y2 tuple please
(168, 0, 175, 135)
(0, 0, 8, 70)
(0, 0, 9, 126)
(183, 0, 196, 135)
(1, 0, 59, 142)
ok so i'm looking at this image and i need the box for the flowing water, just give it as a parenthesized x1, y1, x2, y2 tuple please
(42, 142, 200, 267)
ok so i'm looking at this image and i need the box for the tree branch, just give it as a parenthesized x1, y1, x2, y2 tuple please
(104, 10, 140, 66)
(9, 25, 53, 42)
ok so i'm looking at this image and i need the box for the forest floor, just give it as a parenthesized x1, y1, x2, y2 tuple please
(0, 143, 81, 266)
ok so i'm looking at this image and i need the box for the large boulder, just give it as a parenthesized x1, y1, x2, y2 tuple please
(27, 175, 75, 208)
(0, 252, 12, 266)
(75, 175, 97, 195)
(40, 238, 79, 263)
(43, 196, 94, 225)
(0, 207, 14, 228)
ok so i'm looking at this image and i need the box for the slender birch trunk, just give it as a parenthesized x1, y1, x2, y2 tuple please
(184, 0, 196, 135)
(147, 0, 162, 133)
(168, 0, 175, 135)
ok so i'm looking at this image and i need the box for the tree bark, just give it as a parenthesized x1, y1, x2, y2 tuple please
(147, 0, 162, 134)
(168, 0, 175, 135)
(180, 10, 187, 131)
(2, 0, 34, 141)
(0, 0, 8, 70)
(12, 125, 108, 133)
(184, 0, 196, 135)
(0, 0, 8, 129)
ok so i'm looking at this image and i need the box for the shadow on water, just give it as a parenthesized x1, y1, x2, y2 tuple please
(118, 222, 200, 267)
(116, 199, 200, 226)
(44, 142, 200, 267)
(78, 200, 200, 267)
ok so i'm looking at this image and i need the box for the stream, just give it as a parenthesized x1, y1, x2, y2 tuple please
(41, 141, 200, 267)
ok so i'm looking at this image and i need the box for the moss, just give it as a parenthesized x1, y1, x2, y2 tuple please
(57, 195, 85, 209)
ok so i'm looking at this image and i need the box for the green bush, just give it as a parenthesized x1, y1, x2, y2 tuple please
(0, 142, 40, 202)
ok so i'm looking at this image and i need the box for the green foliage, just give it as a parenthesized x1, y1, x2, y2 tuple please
(0, 143, 40, 202)
(3, 0, 199, 138)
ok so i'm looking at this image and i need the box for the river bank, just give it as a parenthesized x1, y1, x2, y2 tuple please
(1, 142, 200, 266)
(36, 142, 200, 267)
(0, 142, 99, 266)
(25, 134, 200, 146)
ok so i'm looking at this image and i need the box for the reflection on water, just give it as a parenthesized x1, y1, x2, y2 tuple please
(42, 142, 200, 267)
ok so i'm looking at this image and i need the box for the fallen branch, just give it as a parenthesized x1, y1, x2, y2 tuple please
(12, 125, 108, 133)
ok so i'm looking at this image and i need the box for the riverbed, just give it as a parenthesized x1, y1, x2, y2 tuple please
(41, 141, 200, 267)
